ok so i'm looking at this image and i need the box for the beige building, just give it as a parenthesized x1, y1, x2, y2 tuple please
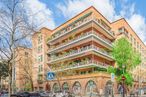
(14, 46, 32, 91)
(32, 27, 52, 91)
(111, 18, 146, 88)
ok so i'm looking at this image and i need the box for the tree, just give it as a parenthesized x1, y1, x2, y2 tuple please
(0, 61, 9, 90)
(0, 0, 35, 96)
(19, 54, 33, 91)
(108, 38, 141, 86)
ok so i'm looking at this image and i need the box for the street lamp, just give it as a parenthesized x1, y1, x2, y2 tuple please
(122, 64, 126, 97)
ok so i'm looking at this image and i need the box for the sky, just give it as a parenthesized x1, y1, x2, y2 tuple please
(24, 0, 146, 44)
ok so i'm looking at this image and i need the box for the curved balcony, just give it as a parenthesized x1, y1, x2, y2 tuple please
(51, 60, 109, 72)
(48, 32, 112, 54)
(48, 18, 114, 43)
(48, 45, 113, 64)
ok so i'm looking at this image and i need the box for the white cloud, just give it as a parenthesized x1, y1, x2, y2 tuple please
(127, 14, 146, 44)
(57, 0, 117, 21)
(57, 0, 146, 44)
(24, 0, 55, 29)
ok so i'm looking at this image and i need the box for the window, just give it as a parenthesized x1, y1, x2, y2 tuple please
(25, 52, 28, 56)
(38, 34, 42, 44)
(38, 65, 43, 72)
(85, 80, 97, 95)
(72, 82, 81, 95)
(38, 45, 42, 53)
(41, 65, 43, 71)
(130, 34, 132, 42)
(53, 83, 60, 92)
(38, 65, 40, 72)
(118, 28, 124, 33)
(62, 82, 69, 91)
(38, 55, 43, 63)
(40, 55, 43, 62)
(134, 38, 136, 46)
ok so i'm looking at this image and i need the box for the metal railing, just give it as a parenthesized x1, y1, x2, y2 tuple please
(52, 60, 109, 71)
(49, 45, 112, 63)
(48, 31, 112, 53)
(48, 17, 114, 43)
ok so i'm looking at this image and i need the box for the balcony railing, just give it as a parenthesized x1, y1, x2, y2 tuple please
(48, 31, 112, 53)
(49, 45, 112, 63)
(93, 18, 114, 36)
(48, 17, 114, 43)
(52, 60, 109, 72)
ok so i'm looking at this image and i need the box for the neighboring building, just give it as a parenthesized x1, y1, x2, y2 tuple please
(14, 46, 32, 91)
(46, 6, 146, 96)
(111, 18, 146, 88)
(32, 27, 52, 91)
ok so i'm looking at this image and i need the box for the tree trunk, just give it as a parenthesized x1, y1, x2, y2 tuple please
(0, 77, 2, 91)
(30, 79, 34, 91)
(8, 74, 12, 97)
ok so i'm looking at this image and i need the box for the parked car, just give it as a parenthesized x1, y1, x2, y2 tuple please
(52, 91, 75, 97)
(0, 91, 8, 97)
(11, 92, 30, 97)
(29, 92, 51, 97)
(142, 87, 146, 94)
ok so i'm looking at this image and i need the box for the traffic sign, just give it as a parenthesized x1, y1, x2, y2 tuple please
(111, 73, 115, 82)
(47, 72, 55, 80)
(122, 75, 126, 81)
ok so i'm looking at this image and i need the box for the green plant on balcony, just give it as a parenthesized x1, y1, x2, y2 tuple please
(84, 57, 90, 62)
(47, 36, 52, 41)
(71, 34, 76, 40)
(94, 67, 107, 72)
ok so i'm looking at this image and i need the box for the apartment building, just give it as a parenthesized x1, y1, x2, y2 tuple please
(14, 46, 32, 91)
(47, 7, 115, 96)
(111, 19, 146, 87)
(46, 6, 146, 96)
(32, 27, 52, 91)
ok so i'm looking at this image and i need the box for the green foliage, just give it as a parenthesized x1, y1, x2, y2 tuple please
(113, 38, 132, 68)
(24, 83, 32, 91)
(0, 62, 9, 79)
(108, 38, 141, 86)
(117, 72, 133, 86)
(107, 66, 115, 73)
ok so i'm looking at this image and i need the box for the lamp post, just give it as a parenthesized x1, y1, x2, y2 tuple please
(122, 64, 126, 97)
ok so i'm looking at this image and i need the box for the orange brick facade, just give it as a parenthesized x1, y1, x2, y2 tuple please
(32, 6, 146, 96)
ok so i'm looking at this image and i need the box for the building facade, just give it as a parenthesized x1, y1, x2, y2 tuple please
(47, 7, 115, 96)
(32, 28, 52, 91)
(46, 6, 146, 96)
(14, 46, 32, 91)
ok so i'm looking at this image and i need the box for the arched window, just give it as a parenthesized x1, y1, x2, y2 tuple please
(104, 80, 113, 95)
(72, 81, 81, 95)
(85, 80, 97, 95)
(62, 82, 69, 91)
(53, 83, 60, 92)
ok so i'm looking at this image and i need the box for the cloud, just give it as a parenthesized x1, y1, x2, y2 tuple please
(57, 0, 117, 21)
(24, 0, 55, 29)
(57, 0, 146, 44)
(127, 14, 146, 44)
